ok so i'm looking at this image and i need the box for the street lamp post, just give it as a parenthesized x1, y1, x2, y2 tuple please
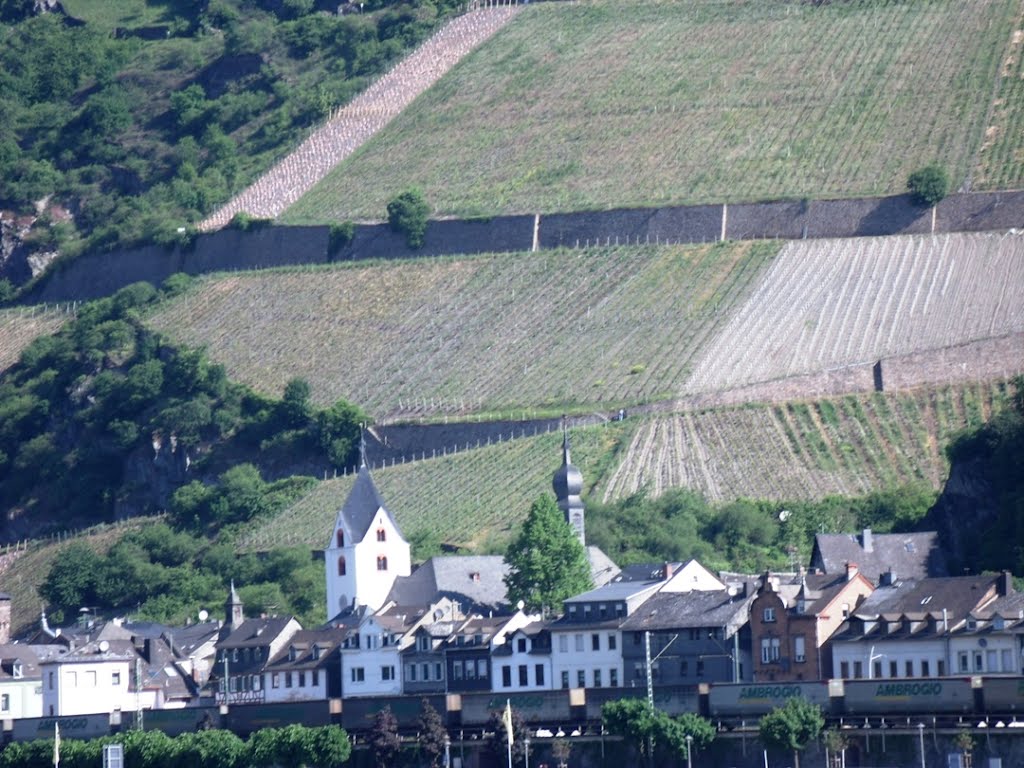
(524, 736, 531, 768)
(685, 734, 693, 768)
(444, 735, 451, 768)
(917, 723, 926, 768)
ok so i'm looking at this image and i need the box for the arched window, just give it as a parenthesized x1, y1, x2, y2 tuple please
(377, 556, 388, 571)
(376, 528, 386, 542)
(338, 556, 346, 576)
(336, 530, 344, 547)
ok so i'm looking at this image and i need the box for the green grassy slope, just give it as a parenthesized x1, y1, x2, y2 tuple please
(146, 241, 777, 418)
(283, 0, 1018, 223)
(238, 380, 1013, 553)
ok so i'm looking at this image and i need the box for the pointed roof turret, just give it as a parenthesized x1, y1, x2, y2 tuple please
(553, 418, 586, 547)
(329, 463, 404, 547)
(225, 580, 244, 631)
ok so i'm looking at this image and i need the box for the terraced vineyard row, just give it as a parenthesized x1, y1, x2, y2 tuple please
(974, 7, 1024, 189)
(235, 421, 633, 553)
(147, 241, 777, 418)
(604, 381, 1015, 503)
(0, 306, 72, 373)
(284, 0, 1016, 222)
(684, 233, 1024, 395)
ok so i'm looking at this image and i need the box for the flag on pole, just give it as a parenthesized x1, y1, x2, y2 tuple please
(53, 721, 60, 767)
(502, 699, 514, 746)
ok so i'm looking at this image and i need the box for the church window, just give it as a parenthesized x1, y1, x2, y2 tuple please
(377, 556, 388, 571)
(338, 557, 346, 576)
(337, 530, 344, 547)
(377, 528, 386, 542)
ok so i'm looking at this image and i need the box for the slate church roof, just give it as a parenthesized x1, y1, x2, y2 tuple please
(330, 464, 402, 545)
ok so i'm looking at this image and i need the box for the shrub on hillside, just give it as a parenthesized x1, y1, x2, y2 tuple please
(386, 188, 430, 249)
(907, 163, 950, 206)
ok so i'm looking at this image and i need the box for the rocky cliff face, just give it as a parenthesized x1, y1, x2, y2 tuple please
(0, 208, 64, 286)
(924, 458, 996, 575)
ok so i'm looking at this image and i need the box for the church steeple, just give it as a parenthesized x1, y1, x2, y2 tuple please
(552, 419, 585, 547)
(226, 581, 244, 630)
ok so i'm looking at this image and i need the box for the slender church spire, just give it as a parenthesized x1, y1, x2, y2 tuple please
(552, 416, 586, 547)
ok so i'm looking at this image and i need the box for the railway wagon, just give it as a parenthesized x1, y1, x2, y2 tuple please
(981, 676, 1024, 714)
(459, 690, 572, 726)
(12, 714, 116, 742)
(341, 694, 446, 732)
(586, 685, 699, 721)
(143, 706, 219, 736)
(708, 681, 830, 719)
(226, 701, 331, 736)
(842, 678, 973, 715)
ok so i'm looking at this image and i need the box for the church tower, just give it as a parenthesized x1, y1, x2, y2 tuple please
(226, 581, 244, 630)
(325, 439, 411, 619)
(552, 425, 585, 547)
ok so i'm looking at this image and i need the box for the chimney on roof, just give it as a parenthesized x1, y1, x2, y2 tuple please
(879, 570, 896, 587)
(862, 528, 873, 553)
(999, 570, 1013, 596)
(845, 562, 859, 582)
(663, 562, 674, 580)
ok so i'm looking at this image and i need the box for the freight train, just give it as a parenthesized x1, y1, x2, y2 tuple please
(5, 676, 1023, 745)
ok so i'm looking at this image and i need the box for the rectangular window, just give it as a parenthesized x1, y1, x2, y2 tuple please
(298, 672, 306, 687)
(382, 666, 395, 681)
(905, 660, 914, 678)
(840, 661, 849, 678)
(794, 636, 806, 663)
(760, 638, 780, 663)
(608, 634, 617, 651)
(634, 662, 644, 679)
(86, 671, 96, 687)
(478, 659, 488, 678)
(986, 650, 997, 672)
(763, 607, 776, 623)
(610, 668, 618, 687)
(558, 636, 568, 653)
(853, 661, 863, 679)
(465, 661, 476, 680)
(49, 672, 54, 688)
(593, 669, 602, 688)
(535, 665, 545, 687)
(422, 663, 430, 681)
(599, 604, 608, 619)
(286, 672, 293, 688)
(696, 660, 705, 677)
(561, 671, 569, 689)
(112, 672, 121, 686)
(272, 673, 280, 688)
(417, 636, 430, 651)
(435, 663, 443, 681)
(351, 667, 365, 683)
(681, 660, 689, 677)
(591, 634, 601, 652)
(921, 660, 930, 677)
(574, 634, 584, 652)
(517, 638, 527, 653)
(889, 661, 897, 678)
(937, 660, 945, 676)
(312, 670, 319, 686)
(502, 666, 512, 687)
(583, 605, 591, 620)
(408, 664, 417, 682)
(1001, 649, 1013, 673)
(633, 632, 642, 645)
(577, 670, 586, 688)
(254, 676, 261, 691)
(0, 694, 7, 711)
(518, 665, 528, 686)
(974, 652, 984, 672)
(452, 662, 463, 681)
(959, 652, 969, 673)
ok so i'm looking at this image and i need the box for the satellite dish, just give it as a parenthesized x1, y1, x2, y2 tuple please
(517, 600, 525, 611)
(779, 510, 791, 522)
(98, 640, 110, 653)
(198, 609, 209, 622)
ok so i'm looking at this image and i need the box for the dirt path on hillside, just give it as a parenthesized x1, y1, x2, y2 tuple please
(200, 5, 521, 231)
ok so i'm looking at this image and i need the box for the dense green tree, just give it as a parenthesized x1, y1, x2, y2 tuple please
(907, 163, 950, 206)
(369, 707, 401, 768)
(279, 377, 313, 428)
(759, 697, 825, 768)
(484, 706, 529, 764)
(416, 699, 448, 768)
(603, 700, 714, 764)
(386, 188, 430, 248)
(40, 542, 103, 614)
(316, 399, 365, 468)
(504, 494, 593, 614)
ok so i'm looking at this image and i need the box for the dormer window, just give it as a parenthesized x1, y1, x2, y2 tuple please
(966, 619, 977, 631)
(377, 556, 388, 571)
(289, 646, 298, 661)
(994, 616, 1006, 631)
(470, 572, 481, 582)
(312, 645, 322, 660)
(12, 661, 22, 679)
(337, 530, 344, 547)
(377, 528, 386, 542)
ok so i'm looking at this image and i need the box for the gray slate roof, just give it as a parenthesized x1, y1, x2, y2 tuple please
(620, 589, 753, 632)
(811, 529, 946, 581)
(329, 465, 399, 546)
(387, 556, 510, 613)
(218, 617, 297, 649)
